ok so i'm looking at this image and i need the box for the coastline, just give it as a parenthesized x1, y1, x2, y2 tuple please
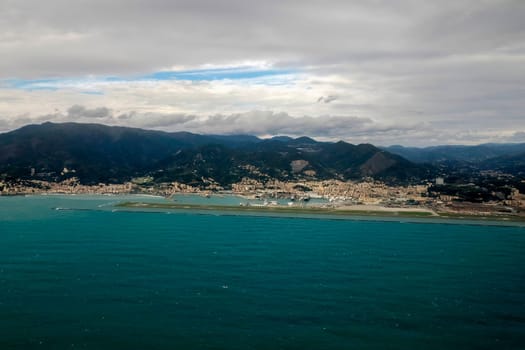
(114, 201, 525, 227)
(3, 192, 524, 227)
(3, 178, 524, 222)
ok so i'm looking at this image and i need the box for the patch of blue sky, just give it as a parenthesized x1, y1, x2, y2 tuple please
(3, 77, 107, 91)
(1, 66, 298, 90)
(249, 75, 299, 86)
(80, 90, 104, 95)
(3, 78, 60, 91)
(142, 67, 296, 81)
(22, 86, 60, 91)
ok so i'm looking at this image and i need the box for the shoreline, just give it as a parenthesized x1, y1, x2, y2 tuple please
(3, 193, 524, 227)
(115, 201, 525, 227)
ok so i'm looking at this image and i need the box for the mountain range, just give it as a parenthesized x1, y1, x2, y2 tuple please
(384, 143, 525, 164)
(384, 143, 525, 176)
(0, 122, 431, 185)
(1, 122, 523, 186)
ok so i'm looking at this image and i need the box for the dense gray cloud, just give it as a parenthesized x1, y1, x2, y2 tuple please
(509, 131, 525, 142)
(0, 105, 418, 138)
(0, 0, 524, 145)
(1, 0, 524, 78)
(317, 95, 338, 104)
(122, 112, 197, 128)
(0, 106, 451, 145)
(1, 105, 523, 146)
(188, 112, 380, 137)
(67, 105, 111, 119)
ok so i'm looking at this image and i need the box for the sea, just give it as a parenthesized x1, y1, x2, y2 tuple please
(0, 194, 524, 349)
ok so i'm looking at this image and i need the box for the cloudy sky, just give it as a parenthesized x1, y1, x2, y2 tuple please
(0, 0, 524, 145)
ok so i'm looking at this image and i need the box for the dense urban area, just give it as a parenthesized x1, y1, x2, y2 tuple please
(2, 174, 524, 218)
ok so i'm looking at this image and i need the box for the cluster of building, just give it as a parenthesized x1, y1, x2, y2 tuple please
(1, 176, 523, 216)
(0, 178, 133, 195)
(231, 178, 428, 205)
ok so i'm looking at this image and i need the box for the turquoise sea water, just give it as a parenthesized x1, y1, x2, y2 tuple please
(0, 195, 524, 349)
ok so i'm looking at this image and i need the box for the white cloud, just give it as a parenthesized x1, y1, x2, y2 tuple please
(0, 0, 524, 145)
(3, 104, 521, 147)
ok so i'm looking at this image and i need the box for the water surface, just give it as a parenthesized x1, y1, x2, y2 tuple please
(0, 195, 524, 349)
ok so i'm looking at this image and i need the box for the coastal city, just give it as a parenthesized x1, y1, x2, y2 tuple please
(2, 176, 524, 219)
(2, 1, 525, 348)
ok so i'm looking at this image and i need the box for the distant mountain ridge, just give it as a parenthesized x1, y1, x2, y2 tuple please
(0, 122, 430, 185)
(384, 143, 525, 164)
(480, 151, 525, 175)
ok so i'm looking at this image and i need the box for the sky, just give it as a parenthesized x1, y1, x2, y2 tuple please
(0, 0, 524, 146)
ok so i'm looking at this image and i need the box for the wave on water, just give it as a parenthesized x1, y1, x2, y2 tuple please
(98, 202, 118, 208)
(133, 194, 165, 198)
